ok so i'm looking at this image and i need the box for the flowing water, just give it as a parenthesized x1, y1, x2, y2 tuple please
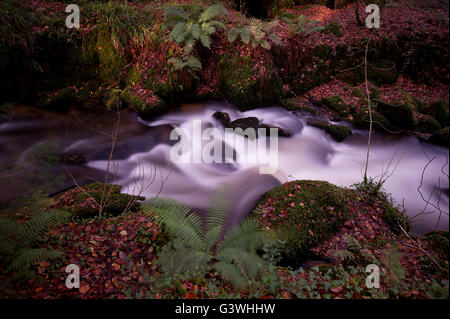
(0, 102, 448, 233)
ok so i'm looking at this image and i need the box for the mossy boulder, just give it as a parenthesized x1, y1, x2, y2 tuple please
(53, 182, 145, 218)
(219, 55, 282, 110)
(321, 95, 348, 116)
(376, 99, 416, 129)
(416, 114, 441, 133)
(310, 121, 352, 142)
(253, 180, 352, 266)
(121, 87, 166, 119)
(352, 108, 391, 131)
(429, 100, 449, 127)
(429, 127, 449, 147)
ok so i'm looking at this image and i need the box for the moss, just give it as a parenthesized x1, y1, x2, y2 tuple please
(121, 88, 166, 119)
(280, 98, 297, 110)
(310, 121, 352, 142)
(322, 22, 343, 38)
(351, 88, 365, 99)
(219, 54, 282, 110)
(429, 100, 449, 127)
(123, 67, 143, 88)
(429, 127, 449, 147)
(321, 95, 348, 116)
(368, 59, 398, 85)
(56, 182, 144, 218)
(37, 87, 86, 112)
(416, 115, 441, 133)
(381, 203, 411, 234)
(376, 99, 416, 129)
(352, 109, 391, 131)
(254, 180, 352, 266)
(97, 25, 123, 83)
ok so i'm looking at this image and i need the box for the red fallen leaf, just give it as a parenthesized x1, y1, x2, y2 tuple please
(79, 284, 90, 294)
(308, 230, 314, 236)
(330, 286, 343, 293)
(282, 291, 291, 299)
(185, 292, 198, 299)
(112, 263, 120, 271)
(35, 287, 44, 293)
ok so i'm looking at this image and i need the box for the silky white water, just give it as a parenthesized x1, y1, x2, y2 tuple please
(85, 101, 449, 233)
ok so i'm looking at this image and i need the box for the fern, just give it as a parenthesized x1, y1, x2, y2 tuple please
(0, 209, 70, 274)
(8, 249, 63, 272)
(227, 19, 282, 50)
(149, 192, 267, 288)
(164, 4, 226, 53)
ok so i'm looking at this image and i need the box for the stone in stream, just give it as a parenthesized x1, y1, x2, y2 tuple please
(212, 111, 290, 137)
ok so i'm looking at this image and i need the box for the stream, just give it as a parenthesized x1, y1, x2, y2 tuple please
(0, 101, 448, 234)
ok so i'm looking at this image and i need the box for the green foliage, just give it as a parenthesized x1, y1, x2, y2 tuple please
(164, 4, 227, 53)
(228, 18, 282, 50)
(0, 208, 70, 274)
(282, 14, 325, 36)
(91, 1, 156, 56)
(149, 195, 266, 288)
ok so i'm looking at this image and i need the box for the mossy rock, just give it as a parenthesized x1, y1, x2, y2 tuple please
(429, 100, 449, 127)
(429, 127, 449, 147)
(280, 98, 297, 111)
(376, 99, 416, 129)
(321, 95, 348, 116)
(381, 203, 411, 234)
(352, 108, 391, 131)
(55, 182, 144, 218)
(310, 121, 352, 142)
(253, 180, 352, 266)
(37, 87, 87, 111)
(219, 54, 282, 110)
(416, 115, 441, 133)
(368, 59, 398, 85)
(121, 88, 166, 119)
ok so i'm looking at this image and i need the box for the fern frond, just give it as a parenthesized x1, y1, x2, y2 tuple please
(198, 4, 227, 23)
(155, 240, 211, 275)
(205, 188, 230, 232)
(218, 218, 265, 252)
(149, 197, 205, 251)
(8, 248, 63, 271)
(21, 210, 70, 248)
(214, 261, 244, 287)
(217, 247, 265, 279)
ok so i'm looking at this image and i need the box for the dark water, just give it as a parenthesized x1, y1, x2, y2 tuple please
(0, 102, 448, 234)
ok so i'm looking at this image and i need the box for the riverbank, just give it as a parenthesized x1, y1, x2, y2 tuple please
(0, 179, 447, 299)
(1, 0, 448, 146)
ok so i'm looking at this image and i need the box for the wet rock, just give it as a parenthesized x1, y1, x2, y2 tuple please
(309, 120, 352, 142)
